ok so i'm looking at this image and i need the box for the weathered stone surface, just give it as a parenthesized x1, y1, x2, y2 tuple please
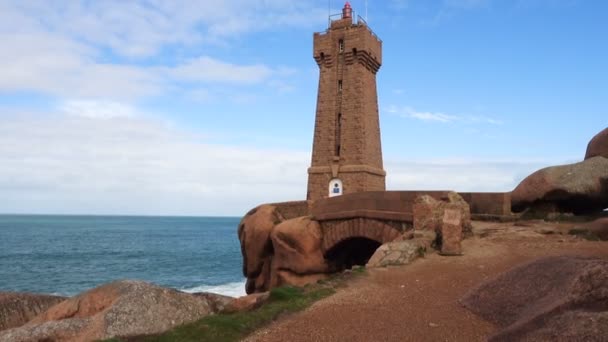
(366, 240, 426, 268)
(238, 204, 284, 293)
(224, 292, 270, 314)
(274, 271, 329, 289)
(413, 192, 472, 235)
(570, 217, 608, 241)
(0, 280, 226, 342)
(585, 127, 608, 160)
(0, 292, 66, 331)
(270, 216, 330, 289)
(191, 292, 234, 313)
(511, 156, 608, 214)
(307, 19, 385, 201)
(461, 256, 608, 342)
(441, 208, 463, 255)
(320, 217, 402, 253)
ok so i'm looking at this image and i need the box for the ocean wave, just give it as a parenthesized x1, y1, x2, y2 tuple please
(180, 280, 247, 298)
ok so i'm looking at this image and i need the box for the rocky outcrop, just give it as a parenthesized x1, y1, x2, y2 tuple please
(511, 156, 608, 214)
(0, 292, 66, 331)
(224, 292, 270, 313)
(0, 280, 229, 342)
(570, 217, 608, 241)
(238, 205, 285, 294)
(413, 192, 472, 234)
(366, 240, 426, 268)
(461, 256, 608, 342)
(585, 127, 608, 160)
(271, 217, 330, 283)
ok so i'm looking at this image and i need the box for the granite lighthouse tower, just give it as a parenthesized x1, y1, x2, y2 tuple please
(307, 2, 386, 201)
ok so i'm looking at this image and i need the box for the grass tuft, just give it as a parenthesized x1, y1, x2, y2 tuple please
(106, 285, 335, 342)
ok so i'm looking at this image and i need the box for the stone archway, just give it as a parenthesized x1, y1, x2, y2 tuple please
(320, 217, 402, 254)
(324, 237, 381, 271)
(320, 217, 403, 271)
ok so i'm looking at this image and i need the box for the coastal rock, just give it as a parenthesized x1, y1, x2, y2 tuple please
(270, 216, 329, 276)
(585, 127, 608, 160)
(224, 292, 270, 313)
(269, 216, 330, 289)
(570, 217, 608, 241)
(461, 256, 608, 342)
(413, 192, 471, 235)
(191, 292, 234, 313)
(238, 204, 284, 292)
(511, 156, 608, 214)
(0, 292, 66, 331)
(0, 280, 227, 342)
(366, 240, 426, 268)
(273, 271, 329, 288)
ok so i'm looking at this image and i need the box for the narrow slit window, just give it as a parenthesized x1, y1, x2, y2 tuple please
(339, 39, 344, 53)
(338, 80, 343, 92)
(336, 113, 342, 157)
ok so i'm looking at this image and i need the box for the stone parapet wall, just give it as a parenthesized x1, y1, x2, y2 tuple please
(270, 200, 311, 220)
(311, 190, 511, 223)
(459, 192, 512, 216)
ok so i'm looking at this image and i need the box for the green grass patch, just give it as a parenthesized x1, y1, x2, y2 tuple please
(113, 285, 335, 342)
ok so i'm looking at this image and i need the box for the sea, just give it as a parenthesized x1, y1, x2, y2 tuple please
(0, 215, 247, 298)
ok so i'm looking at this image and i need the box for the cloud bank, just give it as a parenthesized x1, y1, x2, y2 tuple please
(0, 108, 556, 216)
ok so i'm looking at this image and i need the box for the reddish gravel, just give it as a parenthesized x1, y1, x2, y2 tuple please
(244, 221, 608, 342)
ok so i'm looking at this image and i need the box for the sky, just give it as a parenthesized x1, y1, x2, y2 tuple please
(0, 0, 606, 216)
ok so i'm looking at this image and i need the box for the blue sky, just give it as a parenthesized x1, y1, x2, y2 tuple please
(0, 0, 606, 216)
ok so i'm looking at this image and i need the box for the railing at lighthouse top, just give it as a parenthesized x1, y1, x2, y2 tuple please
(316, 10, 382, 43)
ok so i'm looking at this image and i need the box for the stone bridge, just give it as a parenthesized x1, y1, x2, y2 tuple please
(308, 190, 511, 255)
(310, 191, 449, 255)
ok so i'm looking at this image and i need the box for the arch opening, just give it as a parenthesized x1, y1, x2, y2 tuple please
(325, 237, 381, 272)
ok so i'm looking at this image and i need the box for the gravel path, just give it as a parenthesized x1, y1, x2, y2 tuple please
(244, 221, 608, 342)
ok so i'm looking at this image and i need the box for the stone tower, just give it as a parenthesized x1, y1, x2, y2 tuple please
(307, 2, 386, 201)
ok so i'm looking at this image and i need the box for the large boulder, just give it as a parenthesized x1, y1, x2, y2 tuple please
(238, 204, 284, 294)
(413, 192, 472, 235)
(270, 216, 330, 288)
(0, 293, 66, 331)
(461, 256, 608, 342)
(585, 127, 608, 160)
(511, 156, 608, 214)
(366, 240, 426, 268)
(0, 280, 228, 342)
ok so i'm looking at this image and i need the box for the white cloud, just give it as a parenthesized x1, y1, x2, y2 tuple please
(170, 57, 274, 84)
(0, 2, 306, 100)
(386, 105, 503, 124)
(61, 100, 139, 119)
(0, 1, 328, 59)
(0, 111, 309, 216)
(0, 32, 162, 99)
(0, 109, 561, 216)
(385, 158, 552, 192)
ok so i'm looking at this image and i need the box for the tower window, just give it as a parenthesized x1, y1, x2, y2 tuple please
(339, 39, 344, 53)
(336, 113, 342, 157)
(338, 80, 343, 92)
(352, 48, 357, 55)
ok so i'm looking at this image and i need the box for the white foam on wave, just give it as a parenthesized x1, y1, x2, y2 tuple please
(180, 280, 247, 298)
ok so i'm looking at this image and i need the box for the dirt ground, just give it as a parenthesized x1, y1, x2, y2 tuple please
(244, 220, 608, 342)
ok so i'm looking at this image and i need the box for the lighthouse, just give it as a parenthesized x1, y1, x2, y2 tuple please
(307, 2, 385, 201)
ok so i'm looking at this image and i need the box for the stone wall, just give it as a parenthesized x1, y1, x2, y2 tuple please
(270, 200, 310, 220)
(311, 190, 511, 222)
(459, 192, 512, 216)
